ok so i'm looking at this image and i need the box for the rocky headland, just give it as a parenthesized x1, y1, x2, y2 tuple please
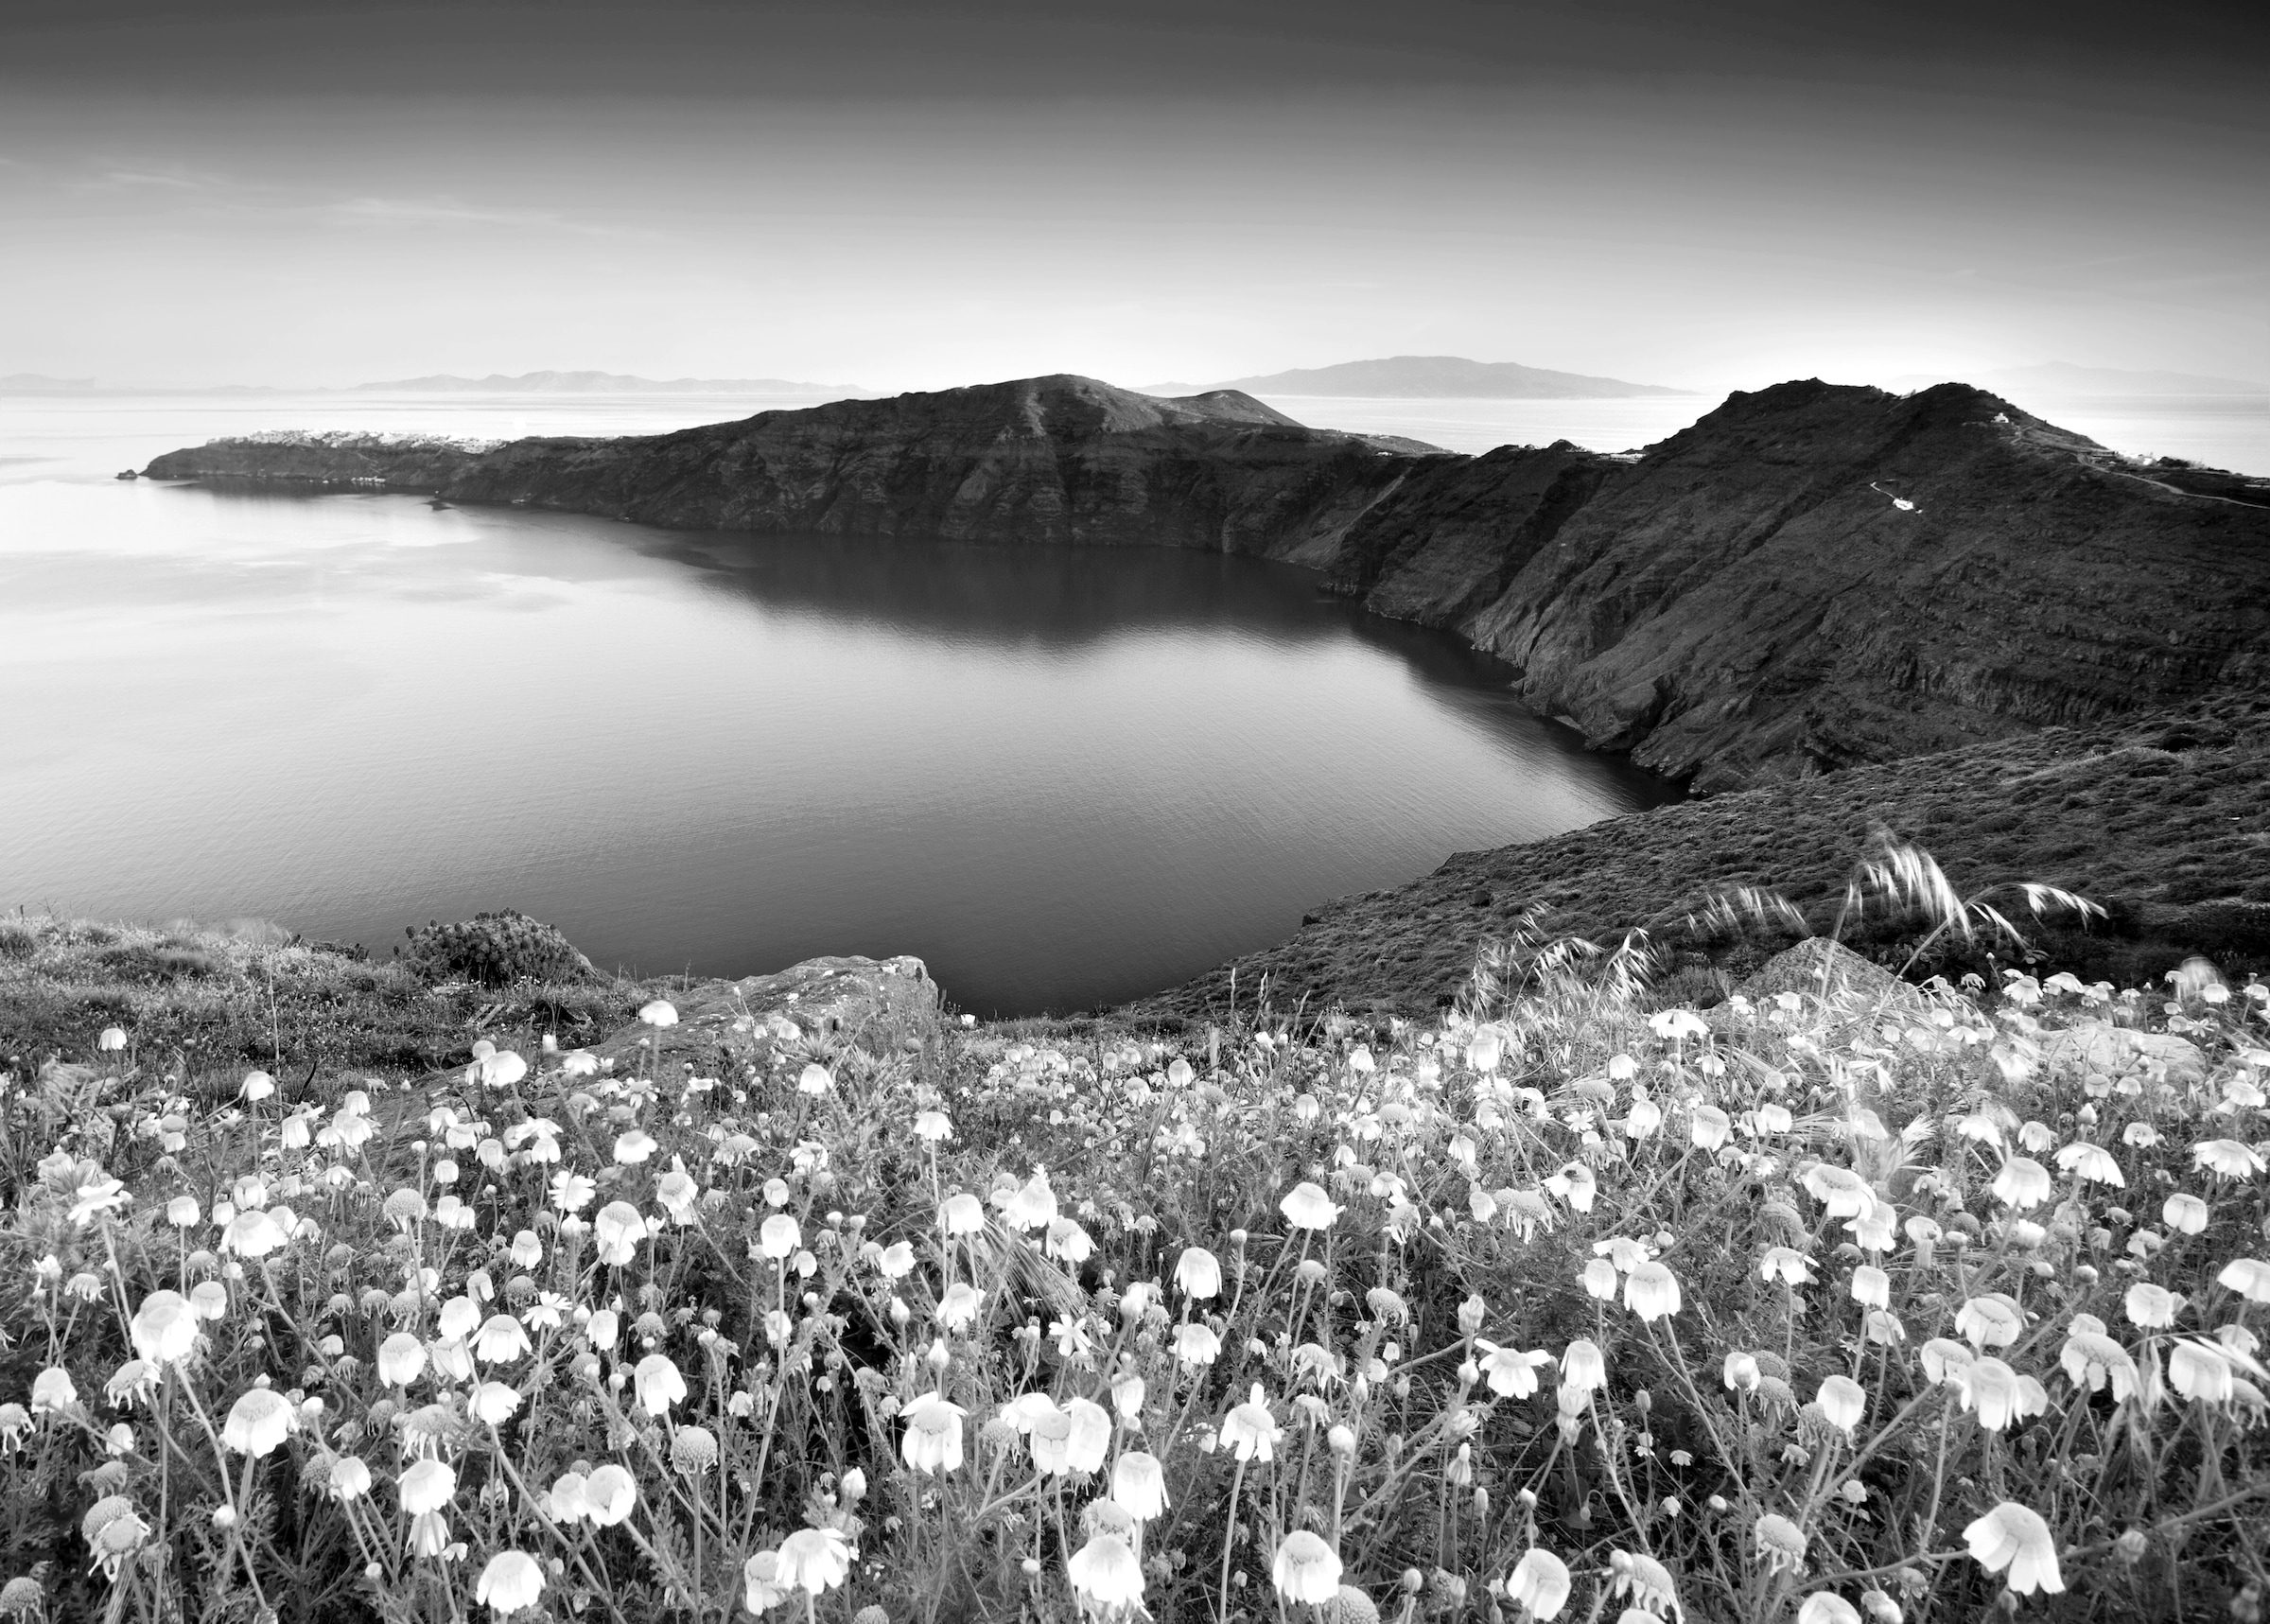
(146, 373, 2270, 793)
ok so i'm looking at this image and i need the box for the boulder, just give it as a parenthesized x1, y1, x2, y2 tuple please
(1708, 937, 1949, 1125)
(2038, 1022, 2209, 1085)
(1724, 936, 1938, 1025)
(587, 954, 939, 1073)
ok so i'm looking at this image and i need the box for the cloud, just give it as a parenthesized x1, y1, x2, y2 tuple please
(30, 158, 243, 195)
(100, 167, 206, 188)
(320, 193, 645, 237)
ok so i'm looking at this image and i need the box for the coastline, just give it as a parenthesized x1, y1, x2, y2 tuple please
(142, 374, 2270, 794)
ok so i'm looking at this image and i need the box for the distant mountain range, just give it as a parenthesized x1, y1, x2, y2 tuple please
(0, 373, 99, 393)
(1144, 356, 1693, 399)
(1885, 362, 2269, 397)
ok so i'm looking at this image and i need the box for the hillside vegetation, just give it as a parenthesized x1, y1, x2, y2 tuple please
(1139, 691, 2270, 1024)
(3, 854, 2268, 1624)
(0, 915, 637, 1089)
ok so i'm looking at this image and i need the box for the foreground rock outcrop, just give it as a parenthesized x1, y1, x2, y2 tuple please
(147, 374, 2270, 789)
(579, 953, 938, 1072)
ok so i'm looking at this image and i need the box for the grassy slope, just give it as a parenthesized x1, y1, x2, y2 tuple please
(0, 917, 642, 1091)
(1131, 689, 2270, 1022)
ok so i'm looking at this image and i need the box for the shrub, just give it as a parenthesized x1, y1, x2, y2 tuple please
(0, 921, 35, 960)
(150, 945, 223, 980)
(402, 909, 596, 987)
(91, 942, 224, 985)
(2175, 900, 2270, 960)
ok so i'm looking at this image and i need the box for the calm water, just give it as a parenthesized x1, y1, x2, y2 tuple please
(1, 393, 1679, 1015)
(12, 384, 2257, 1013)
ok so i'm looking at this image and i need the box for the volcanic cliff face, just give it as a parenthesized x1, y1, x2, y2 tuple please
(146, 375, 2270, 791)
(1327, 381, 2270, 787)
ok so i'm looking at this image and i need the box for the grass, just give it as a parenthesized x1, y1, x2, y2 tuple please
(0, 916, 643, 1094)
(1137, 690, 2270, 1024)
(2, 834, 2267, 1624)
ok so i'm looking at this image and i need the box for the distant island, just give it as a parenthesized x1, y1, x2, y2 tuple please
(0, 373, 99, 393)
(1886, 361, 2270, 397)
(1144, 355, 1693, 399)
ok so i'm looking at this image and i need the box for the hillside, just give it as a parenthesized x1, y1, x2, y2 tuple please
(1145, 354, 1690, 397)
(148, 374, 1448, 547)
(1325, 380, 2270, 787)
(145, 374, 2270, 790)
(1131, 690, 2270, 1022)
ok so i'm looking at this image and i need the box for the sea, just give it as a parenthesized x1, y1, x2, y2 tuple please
(4, 387, 2260, 1015)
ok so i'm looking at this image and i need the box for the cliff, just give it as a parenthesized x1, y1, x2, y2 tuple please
(1320, 382, 2270, 787)
(146, 375, 2270, 790)
(149, 429, 506, 487)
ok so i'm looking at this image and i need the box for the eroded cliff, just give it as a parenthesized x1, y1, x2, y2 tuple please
(146, 375, 2270, 790)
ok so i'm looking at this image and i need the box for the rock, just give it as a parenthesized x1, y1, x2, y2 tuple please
(2038, 1022, 2209, 1084)
(1702, 938, 1941, 1053)
(146, 375, 2270, 791)
(1729, 937, 1933, 1017)
(586, 954, 938, 1072)
(1711, 937, 1952, 1123)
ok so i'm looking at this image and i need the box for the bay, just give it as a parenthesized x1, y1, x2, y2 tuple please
(21, 382, 2245, 1014)
(0, 391, 1677, 1016)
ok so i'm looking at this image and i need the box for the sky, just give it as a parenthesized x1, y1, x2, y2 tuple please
(4, 0, 2266, 395)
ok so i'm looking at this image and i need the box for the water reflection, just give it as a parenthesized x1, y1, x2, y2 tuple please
(4, 475, 1680, 1015)
(655, 529, 1457, 660)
